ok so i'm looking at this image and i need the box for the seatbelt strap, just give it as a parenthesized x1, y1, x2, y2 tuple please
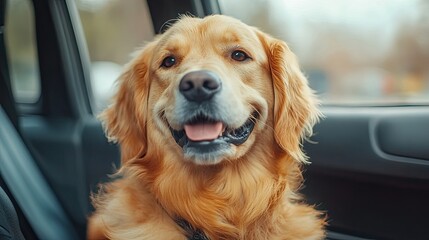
(0, 107, 79, 240)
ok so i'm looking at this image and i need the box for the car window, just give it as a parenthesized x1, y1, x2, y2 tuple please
(76, 0, 155, 113)
(219, 0, 429, 105)
(5, 0, 41, 104)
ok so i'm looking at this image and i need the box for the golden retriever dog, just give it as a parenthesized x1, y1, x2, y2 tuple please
(88, 15, 325, 240)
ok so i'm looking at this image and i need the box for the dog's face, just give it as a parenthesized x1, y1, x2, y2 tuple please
(151, 16, 272, 165)
(101, 15, 319, 166)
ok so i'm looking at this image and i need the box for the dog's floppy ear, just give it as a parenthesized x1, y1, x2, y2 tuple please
(258, 32, 321, 163)
(99, 41, 157, 163)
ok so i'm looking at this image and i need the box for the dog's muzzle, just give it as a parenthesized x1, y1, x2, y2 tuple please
(169, 70, 256, 162)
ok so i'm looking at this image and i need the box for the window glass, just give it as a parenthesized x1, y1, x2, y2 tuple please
(5, 0, 41, 103)
(77, 0, 155, 113)
(219, 0, 429, 105)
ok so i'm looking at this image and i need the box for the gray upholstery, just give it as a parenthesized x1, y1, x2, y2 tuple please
(0, 107, 79, 240)
(0, 186, 25, 240)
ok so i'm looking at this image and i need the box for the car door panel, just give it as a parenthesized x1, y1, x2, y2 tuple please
(303, 107, 429, 240)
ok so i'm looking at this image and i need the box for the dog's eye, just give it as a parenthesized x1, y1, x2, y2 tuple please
(161, 56, 176, 68)
(231, 50, 250, 62)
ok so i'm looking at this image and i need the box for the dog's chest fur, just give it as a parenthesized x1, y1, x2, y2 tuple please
(94, 157, 324, 240)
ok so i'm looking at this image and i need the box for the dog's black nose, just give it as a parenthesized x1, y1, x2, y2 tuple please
(179, 70, 221, 102)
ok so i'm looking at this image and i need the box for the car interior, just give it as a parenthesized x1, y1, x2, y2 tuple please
(1, 0, 428, 239)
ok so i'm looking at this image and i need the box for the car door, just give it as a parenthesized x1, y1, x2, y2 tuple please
(303, 106, 429, 240)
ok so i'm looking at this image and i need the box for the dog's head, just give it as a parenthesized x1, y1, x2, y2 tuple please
(100, 15, 319, 166)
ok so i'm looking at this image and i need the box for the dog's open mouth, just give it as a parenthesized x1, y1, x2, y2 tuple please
(170, 113, 256, 151)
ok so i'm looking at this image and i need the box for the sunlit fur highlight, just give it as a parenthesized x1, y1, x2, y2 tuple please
(258, 33, 322, 163)
(88, 15, 325, 240)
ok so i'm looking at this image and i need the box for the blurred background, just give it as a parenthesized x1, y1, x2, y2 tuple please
(6, 0, 429, 111)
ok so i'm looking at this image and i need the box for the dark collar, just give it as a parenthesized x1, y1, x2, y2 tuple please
(175, 218, 210, 240)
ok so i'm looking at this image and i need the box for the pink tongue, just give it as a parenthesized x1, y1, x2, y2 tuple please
(184, 122, 224, 141)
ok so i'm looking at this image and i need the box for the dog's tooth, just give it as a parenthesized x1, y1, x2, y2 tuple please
(219, 125, 226, 137)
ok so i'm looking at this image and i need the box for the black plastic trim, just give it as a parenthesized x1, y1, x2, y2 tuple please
(49, 0, 92, 117)
(147, 0, 221, 34)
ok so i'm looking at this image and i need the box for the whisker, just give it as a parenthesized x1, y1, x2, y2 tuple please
(249, 105, 274, 132)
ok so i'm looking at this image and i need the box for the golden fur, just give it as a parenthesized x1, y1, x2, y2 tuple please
(88, 15, 325, 240)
